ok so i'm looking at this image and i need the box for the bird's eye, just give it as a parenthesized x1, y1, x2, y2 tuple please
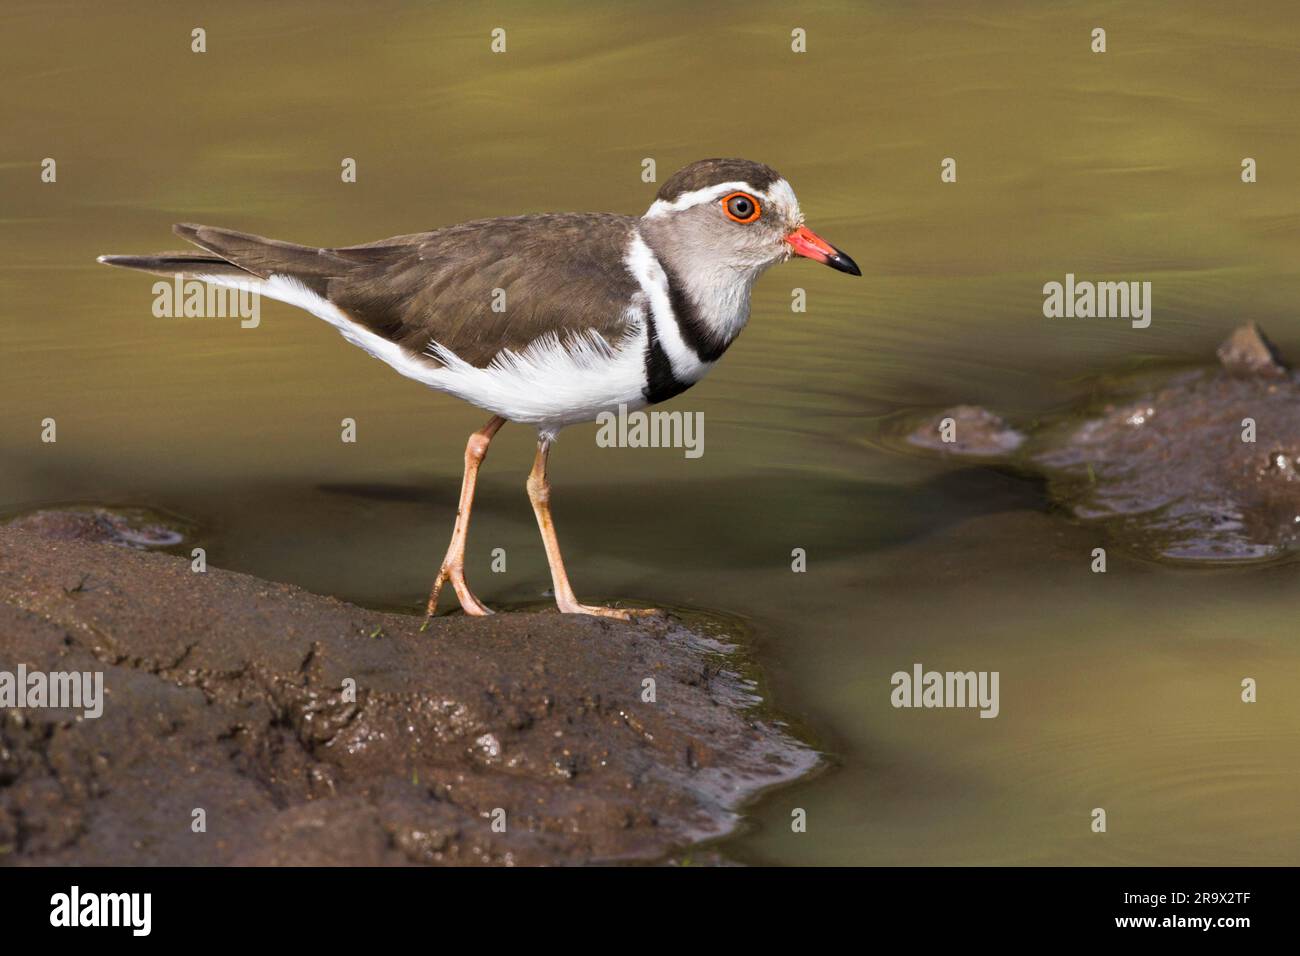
(722, 192, 761, 223)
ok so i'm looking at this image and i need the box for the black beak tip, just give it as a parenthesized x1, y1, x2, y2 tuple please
(828, 249, 862, 277)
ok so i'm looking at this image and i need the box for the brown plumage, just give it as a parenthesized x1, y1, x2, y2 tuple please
(328, 215, 642, 367)
(655, 158, 782, 203)
(108, 216, 645, 369)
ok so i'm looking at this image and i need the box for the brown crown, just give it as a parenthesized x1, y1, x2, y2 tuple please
(655, 159, 782, 203)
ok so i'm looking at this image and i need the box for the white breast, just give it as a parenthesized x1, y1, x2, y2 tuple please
(423, 320, 650, 432)
(623, 232, 717, 384)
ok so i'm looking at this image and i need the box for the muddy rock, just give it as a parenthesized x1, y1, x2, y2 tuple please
(1216, 322, 1288, 380)
(5, 508, 183, 549)
(0, 522, 815, 865)
(899, 325, 1300, 563)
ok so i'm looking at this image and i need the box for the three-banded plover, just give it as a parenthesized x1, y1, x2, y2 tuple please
(100, 158, 860, 620)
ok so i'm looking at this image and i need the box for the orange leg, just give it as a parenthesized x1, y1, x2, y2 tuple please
(526, 436, 660, 620)
(425, 415, 506, 617)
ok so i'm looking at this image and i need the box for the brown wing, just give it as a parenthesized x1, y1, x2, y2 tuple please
(175, 215, 644, 368)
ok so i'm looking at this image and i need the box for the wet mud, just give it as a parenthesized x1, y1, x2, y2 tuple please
(0, 519, 816, 865)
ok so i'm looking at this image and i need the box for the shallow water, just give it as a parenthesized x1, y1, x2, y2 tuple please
(2, 0, 1299, 864)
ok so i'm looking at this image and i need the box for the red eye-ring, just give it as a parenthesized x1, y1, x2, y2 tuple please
(721, 191, 761, 223)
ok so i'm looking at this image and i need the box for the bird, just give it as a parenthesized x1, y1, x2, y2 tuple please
(98, 158, 861, 620)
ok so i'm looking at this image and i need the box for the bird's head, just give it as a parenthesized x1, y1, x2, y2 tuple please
(640, 158, 860, 279)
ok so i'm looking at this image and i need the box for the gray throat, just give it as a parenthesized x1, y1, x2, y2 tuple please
(637, 221, 754, 364)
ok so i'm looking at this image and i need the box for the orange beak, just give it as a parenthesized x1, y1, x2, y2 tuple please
(785, 225, 861, 276)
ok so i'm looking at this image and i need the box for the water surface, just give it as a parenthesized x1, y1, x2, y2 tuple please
(2, 0, 1298, 864)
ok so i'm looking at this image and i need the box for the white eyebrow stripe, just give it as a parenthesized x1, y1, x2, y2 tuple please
(642, 177, 802, 225)
(624, 231, 712, 381)
(643, 181, 760, 218)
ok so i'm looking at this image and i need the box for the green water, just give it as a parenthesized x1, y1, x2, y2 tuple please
(2, 0, 1298, 864)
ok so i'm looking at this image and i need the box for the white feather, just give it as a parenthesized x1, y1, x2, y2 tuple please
(197, 272, 651, 433)
(623, 233, 715, 383)
(643, 176, 802, 223)
(643, 181, 757, 218)
(423, 321, 649, 429)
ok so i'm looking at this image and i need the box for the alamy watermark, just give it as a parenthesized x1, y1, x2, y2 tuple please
(595, 403, 704, 459)
(891, 663, 999, 718)
(152, 274, 260, 328)
(0, 665, 104, 719)
(50, 886, 150, 936)
(1043, 273, 1151, 329)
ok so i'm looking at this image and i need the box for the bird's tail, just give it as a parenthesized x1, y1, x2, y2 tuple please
(98, 223, 340, 295)
(95, 250, 256, 281)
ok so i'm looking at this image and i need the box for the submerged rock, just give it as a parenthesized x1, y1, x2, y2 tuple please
(905, 405, 1026, 457)
(900, 325, 1300, 563)
(5, 507, 183, 549)
(0, 519, 815, 865)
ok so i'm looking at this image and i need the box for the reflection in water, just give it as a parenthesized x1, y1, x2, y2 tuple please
(2, 0, 1299, 864)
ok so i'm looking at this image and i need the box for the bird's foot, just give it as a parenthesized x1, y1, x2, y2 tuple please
(556, 600, 663, 621)
(425, 564, 493, 619)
